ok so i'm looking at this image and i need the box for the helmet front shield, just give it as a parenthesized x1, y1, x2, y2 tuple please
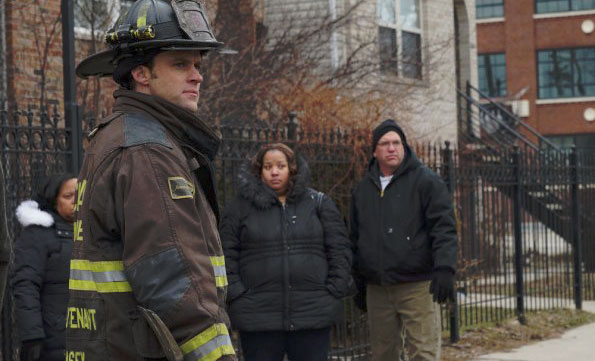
(172, 0, 218, 43)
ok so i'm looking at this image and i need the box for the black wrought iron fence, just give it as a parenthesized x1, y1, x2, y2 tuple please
(1, 107, 595, 360)
(0, 104, 73, 360)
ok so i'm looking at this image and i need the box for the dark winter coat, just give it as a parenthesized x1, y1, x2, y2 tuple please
(350, 146, 457, 286)
(66, 90, 234, 361)
(220, 160, 354, 332)
(11, 200, 73, 361)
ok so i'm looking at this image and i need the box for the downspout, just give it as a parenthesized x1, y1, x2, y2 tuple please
(328, 0, 339, 71)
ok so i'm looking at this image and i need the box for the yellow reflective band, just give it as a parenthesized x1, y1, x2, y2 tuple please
(195, 345, 235, 361)
(180, 323, 235, 361)
(181, 323, 229, 352)
(69, 279, 132, 293)
(137, 0, 150, 28)
(210, 256, 227, 288)
(70, 259, 131, 293)
(215, 276, 228, 288)
(71, 259, 125, 272)
(209, 256, 225, 267)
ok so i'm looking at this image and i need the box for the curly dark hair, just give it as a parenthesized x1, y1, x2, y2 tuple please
(251, 143, 298, 194)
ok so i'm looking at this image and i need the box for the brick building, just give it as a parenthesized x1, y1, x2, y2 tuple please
(475, 0, 595, 150)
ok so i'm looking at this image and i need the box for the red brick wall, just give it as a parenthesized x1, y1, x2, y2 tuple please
(476, 2, 595, 138)
(475, 22, 505, 53)
(6, 1, 64, 112)
(5, 0, 117, 123)
(535, 15, 595, 49)
(538, 102, 595, 134)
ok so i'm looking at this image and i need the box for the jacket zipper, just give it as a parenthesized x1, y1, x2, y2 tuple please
(281, 202, 292, 330)
(378, 188, 384, 284)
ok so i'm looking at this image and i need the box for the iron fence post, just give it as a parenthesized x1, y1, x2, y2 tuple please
(570, 146, 582, 310)
(287, 111, 298, 141)
(466, 81, 472, 137)
(61, 0, 82, 173)
(512, 146, 525, 324)
(442, 141, 460, 343)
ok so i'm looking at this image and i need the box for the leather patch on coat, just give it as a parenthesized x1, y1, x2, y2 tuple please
(124, 113, 172, 148)
(167, 177, 195, 199)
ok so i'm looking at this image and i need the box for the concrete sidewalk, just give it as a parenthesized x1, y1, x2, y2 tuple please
(471, 301, 595, 361)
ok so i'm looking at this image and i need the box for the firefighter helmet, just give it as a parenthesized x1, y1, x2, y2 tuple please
(76, 0, 223, 78)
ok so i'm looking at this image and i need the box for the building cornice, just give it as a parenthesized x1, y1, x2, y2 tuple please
(533, 9, 595, 20)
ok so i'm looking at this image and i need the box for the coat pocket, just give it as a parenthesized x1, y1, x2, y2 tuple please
(131, 311, 167, 359)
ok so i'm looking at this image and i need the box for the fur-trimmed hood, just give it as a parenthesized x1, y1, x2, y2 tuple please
(15, 200, 54, 228)
(236, 156, 312, 209)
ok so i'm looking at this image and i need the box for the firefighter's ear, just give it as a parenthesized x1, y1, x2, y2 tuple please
(130, 65, 151, 87)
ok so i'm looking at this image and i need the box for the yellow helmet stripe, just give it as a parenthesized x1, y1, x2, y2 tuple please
(137, 0, 150, 28)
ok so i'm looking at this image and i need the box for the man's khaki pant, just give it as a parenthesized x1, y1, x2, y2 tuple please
(366, 281, 441, 361)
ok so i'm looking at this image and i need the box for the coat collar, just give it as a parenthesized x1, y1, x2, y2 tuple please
(113, 89, 221, 161)
(366, 143, 421, 185)
(236, 156, 311, 209)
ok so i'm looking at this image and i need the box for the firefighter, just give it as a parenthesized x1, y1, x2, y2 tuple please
(66, 1, 236, 360)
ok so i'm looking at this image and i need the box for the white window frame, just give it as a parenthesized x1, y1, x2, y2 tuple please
(74, 0, 134, 40)
(534, 0, 595, 15)
(475, 0, 505, 20)
(376, 0, 423, 79)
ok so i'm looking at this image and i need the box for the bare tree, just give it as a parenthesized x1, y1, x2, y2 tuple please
(74, 0, 120, 121)
(11, 0, 62, 112)
(202, 0, 456, 135)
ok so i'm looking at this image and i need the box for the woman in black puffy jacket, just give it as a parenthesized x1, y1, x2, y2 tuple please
(220, 143, 354, 361)
(11, 174, 77, 361)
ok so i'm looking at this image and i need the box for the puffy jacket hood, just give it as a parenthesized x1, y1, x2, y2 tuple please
(236, 156, 311, 209)
(15, 200, 54, 228)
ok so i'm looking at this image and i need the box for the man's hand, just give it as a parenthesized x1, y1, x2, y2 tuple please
(20, 339, 42, 361)
(429, 267, 455, 303)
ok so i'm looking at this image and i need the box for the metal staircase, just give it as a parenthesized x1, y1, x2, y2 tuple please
(457, 83, 578, 244)
(458, 83, 559, 152)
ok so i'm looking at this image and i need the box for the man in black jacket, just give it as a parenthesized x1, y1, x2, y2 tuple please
(350, 119, 457, 361)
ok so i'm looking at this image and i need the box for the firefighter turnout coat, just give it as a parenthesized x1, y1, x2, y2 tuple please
(65, 89, 235, 361)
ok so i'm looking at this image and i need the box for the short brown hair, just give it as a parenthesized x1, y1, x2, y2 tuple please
(251, 143, 298, 192)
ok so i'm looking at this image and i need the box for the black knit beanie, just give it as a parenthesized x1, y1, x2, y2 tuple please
(34, 173, 77, 212)
(371, 119, 407, 152)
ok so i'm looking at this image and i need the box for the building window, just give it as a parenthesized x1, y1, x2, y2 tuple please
(75, 0, 134, 31)
(476, 0, 505, 19)
(546, 134, 595, 149)
(535, 0, 595, 14)
(377, 0, 422, 79)
(544, 134, 595, 165)
(537, 47, 595, 99)
(478, 53, 507, 97)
